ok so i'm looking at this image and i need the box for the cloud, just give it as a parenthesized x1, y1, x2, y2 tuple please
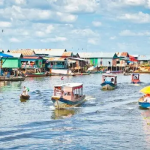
(92, 21, 102, 27)
(41, 37, 67, 42)
(110, 36, 116, 40)
(88, 38, 99, 45)
(35, 31, 45, 37)
(71, 28, 99, 37)
(9, 37, 21, 43)
(0, 6, 77, 23)
(14, 0, 26, 5)
(0, 0, 4, 5)
(49, 0, 99, 13)
(0, 21, 11, 27)
(118, 12, 150, 23)
(34, 24, 54, 37)
(120, 30, 150, 36)
(122, 0, 146, 6)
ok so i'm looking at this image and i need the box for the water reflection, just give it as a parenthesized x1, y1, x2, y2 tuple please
(51, 108, 80, 120)
(20, 98, 29, 103)
(141, 110, 150, 148)
(0, 81, 23, 92)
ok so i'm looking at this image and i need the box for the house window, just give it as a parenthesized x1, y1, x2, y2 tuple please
(117, 61, 120, 64)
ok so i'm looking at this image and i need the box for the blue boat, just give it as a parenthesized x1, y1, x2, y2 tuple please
(101, 74, 117, 90)
(138, 96, 150, 108)
(138, 101, 150, 108)
(51, 83, 86, 109)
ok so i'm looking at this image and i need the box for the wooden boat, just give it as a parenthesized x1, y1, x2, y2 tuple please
(138, 86, 150, 108)
(123, 73, 131, 76)
(0, 76, 25, 81)
(101, 74, 117, 90)
(138, 96, 150, 108)
(123, 72, 131, 76)
(26, 73, 47, 77)
(20, 94, 30, 100)
(51, 83, 86, 109)
(131, 73, 140, 84)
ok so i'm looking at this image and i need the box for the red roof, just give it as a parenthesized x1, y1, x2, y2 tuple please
(23, 56, 42, 59)
(129, 55, 138, 62)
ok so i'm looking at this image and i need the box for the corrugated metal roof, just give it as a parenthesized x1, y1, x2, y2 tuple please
(78, 52, 115, 58)
(116, 52, 129, 57)
(10, 49, 35, 56)
(5, 53, 23, 58)
(34, 49, 51, 54)
(48, 49, 66, 56)
(62, 52, 72, 57)
(34, 49, 66, 56)
(138, 55, 150, 61)
(47, 57, 66, 61)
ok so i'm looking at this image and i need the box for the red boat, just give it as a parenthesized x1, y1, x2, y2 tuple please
(131, 73, 141, 84)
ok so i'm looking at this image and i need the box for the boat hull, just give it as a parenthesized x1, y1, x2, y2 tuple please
(101, 82, 116, 90)
(131, 79, 141, 84)
(51, 95, 86, 109)
(123, 73, 131, 76)
(20, 94, 30, 100)
(139, 102, 150, 108)
(138, 97, 150, 108)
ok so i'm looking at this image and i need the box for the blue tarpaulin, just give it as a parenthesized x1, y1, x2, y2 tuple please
(0, 53, 13, 58)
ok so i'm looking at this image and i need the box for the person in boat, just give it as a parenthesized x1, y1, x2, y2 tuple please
(111, 78, 114, 84)
(133, 75, 138, 79)
(144, 94, 150, 102)
(22, 86, 29, 96)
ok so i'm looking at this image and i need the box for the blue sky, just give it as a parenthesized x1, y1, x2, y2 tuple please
(0, 0, 150, 54)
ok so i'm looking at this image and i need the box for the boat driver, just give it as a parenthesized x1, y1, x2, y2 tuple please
(111, 78, 114, 83)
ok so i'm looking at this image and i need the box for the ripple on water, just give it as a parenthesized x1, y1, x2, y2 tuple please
(0, 74, 150, 149)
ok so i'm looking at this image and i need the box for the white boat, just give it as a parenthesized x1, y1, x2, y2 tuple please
(51, 83, 86, 109)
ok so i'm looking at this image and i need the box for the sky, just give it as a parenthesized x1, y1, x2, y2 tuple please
(0, 0, 150, 54)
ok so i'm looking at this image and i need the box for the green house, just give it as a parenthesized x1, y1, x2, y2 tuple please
(2, 57, 21, 68)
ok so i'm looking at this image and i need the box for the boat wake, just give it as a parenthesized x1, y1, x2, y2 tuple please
(50, 106, 55, 110)
(85, 96, 96, 101)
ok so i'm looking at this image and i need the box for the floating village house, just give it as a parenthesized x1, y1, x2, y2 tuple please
(78, 52, 118, 70)
(138, 55, 150, 65)
(34, 49, 87, 74)
(1, 53, 22, 69)
(62, 52, 87, 73)
(114, 52, 130, 70)
(0, 52, 22, 76)
(9, 49, 43, 73)
(137, 55, 150, 72)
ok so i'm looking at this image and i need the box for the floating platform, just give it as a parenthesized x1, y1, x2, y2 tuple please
(0, 76, 25, 81)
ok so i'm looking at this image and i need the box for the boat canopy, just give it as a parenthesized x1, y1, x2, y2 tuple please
(140, 86, 150, 94)
(54, 83, 83, 88)
(132, 73, 140, 80)
(102, 74, 117, 77)
(54, 83, 83, 100)
(102, 74, 117, 84)
(132, 73, 139, 76)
